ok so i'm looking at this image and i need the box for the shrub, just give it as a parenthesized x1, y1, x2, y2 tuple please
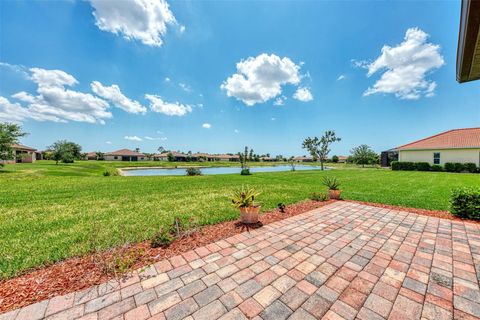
(277, 203, 286, 213)
(322, 176, 340, 190)
(240, 168, 251, 175)
(391, 161, 416, 171)
(451, 187, 480, 219)
(464, 163, 477, 173)
(415, 162, 431, 171)
(431, 165, 443, 172)
(454, 163, 465, 173)
(309, 192, 329, 201)
(331, 155, 339, 163)
(444, 162, 455, 172)
(150, 228, 174, 248)
(186, 167, 202, 176)
(103, 168, 119, 176)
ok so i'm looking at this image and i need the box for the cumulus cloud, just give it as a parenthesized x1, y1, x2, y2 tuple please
(124, 135, 142, 141)
(221, 53, 304, 106)
(202, 123, 211, 129)
(8, 68, 112, 124)
(89, 0, 177, 47)
(91, 81, 146, 114)
(362, 28, 444, 100)
(145, 94, 192, 116)
(0, 96, 63, 123)
(337, 75, 346, 81)
(293, 87, 313, 102)
(179, 83, 191, 92)
(106, 141, 112, 144)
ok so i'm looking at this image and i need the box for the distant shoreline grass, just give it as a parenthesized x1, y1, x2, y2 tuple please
(0, 160, 478, 278)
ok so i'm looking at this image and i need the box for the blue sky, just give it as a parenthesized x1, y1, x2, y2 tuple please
(0, 0, 479, 156)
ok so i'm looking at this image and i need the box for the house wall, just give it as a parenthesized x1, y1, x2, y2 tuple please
(104, 155, 146, 161)
(399, 149, 480, 166)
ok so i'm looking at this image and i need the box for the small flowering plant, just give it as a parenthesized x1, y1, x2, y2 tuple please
(229, 186, 260, 208)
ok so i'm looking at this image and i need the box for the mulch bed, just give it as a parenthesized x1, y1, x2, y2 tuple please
(0, 199, 334, 313)
(1, 198, 476, 314)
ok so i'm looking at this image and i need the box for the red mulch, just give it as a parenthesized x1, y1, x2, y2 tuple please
(0, 200, 334, 313)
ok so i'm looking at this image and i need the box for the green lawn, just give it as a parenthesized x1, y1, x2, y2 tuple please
(0, 160, 478, 279)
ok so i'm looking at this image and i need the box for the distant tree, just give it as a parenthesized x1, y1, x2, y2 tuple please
(275, 155, 284, 162)
(95, 151, 105, 160)
(288, 156, 296, 171)
(48, 140, 82, 164)
(238, 146, 249, 170)
(135, 147, 140, 153)
(157, 146, 165, 154)
(144, 153, 155, 161)
(167, 152, 175, 162)
(331, 155, 339, 163)
(0, 123, 27, 168)
(350, 144, 378, 167)
(248, 148, 254, 161)
(302, 130, 341, 170)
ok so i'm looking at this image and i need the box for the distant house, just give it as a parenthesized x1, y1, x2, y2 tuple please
(293, 156, 313, 162)
(261, 156, 275, 162)
(154, 152, 188, 161)
(105, 149, 145, 161)
(192, 153, 216, 161)
(1, 143, 37, 164)
(86, 152, 98, 160)
(212, 154, 240, 162)
(397, 128, 480, 166)
(337, 156, 348, 163)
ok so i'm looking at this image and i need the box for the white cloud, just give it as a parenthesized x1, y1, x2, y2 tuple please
(337, 75, 346, 81)
(124, 135, 142, 141)
(234, 129, 239, 133)
(89, 0, 177, 47)
(271, 117, 276, 121)
(0, 62, 29, 78)
(144, 136, 167, 141)
(221, 53, 303, 106)
(179, 82, 191, 92)
(9, 68, 112, 124)
(145, 94, 192, 116)
(91, 81, 146, 114)
(363, 28, 444, 100)
(106, 141, 112, 144)
(273, 95, 286, 106)
(164, 77, 171, 82)
(293, 87, 313, 102)
(0, 96, 63, 123)
(179, 25, 186, 33)
(202, 123, 211, 129)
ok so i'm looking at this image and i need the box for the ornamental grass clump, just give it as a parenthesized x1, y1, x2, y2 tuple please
(229, 186, 261, 224)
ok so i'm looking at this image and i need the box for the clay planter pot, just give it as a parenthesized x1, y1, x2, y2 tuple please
(328, 189, 342, 200)
(239, 206, 261, 224)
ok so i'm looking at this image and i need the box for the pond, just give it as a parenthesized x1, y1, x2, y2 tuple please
(121, 165, 326, 176)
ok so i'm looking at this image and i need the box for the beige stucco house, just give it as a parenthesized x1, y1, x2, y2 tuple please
(398, 128, 480, 166)
(105, 149, 145, 161)
(0, 143, 37, 164)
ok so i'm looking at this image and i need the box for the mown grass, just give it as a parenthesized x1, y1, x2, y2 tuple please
(0, 161, 478, 278)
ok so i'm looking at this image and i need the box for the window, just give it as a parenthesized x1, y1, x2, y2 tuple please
(433, 152, 440, 165)
(114, 156, 118, 160)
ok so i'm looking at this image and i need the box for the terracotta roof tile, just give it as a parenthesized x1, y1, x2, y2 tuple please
(105, 149, 144, 156)
(397, 128, 480, 150)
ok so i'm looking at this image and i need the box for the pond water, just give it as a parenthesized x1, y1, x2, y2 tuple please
(121, 165, 326, 176)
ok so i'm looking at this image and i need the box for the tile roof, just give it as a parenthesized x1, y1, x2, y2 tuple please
(105, 149, 144, 156)
(397, 128, 480, 150)
(12, 143, 36, 151)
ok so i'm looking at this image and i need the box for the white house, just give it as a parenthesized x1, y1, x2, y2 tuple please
(398, 128, 480, 166)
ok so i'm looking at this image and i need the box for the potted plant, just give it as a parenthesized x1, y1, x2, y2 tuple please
(322, 176, 341, 199)
(230, 186, 261, 224)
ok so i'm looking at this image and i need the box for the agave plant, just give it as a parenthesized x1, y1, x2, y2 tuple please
(322, 176, 340, 190)
(229, 186, 260, 208)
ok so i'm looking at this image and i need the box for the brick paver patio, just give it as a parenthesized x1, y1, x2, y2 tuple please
(2, 201, 480, 320)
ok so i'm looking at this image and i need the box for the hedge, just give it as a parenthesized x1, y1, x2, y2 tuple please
(392, 161, 477, 173)
(451, 187, 480, 219)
